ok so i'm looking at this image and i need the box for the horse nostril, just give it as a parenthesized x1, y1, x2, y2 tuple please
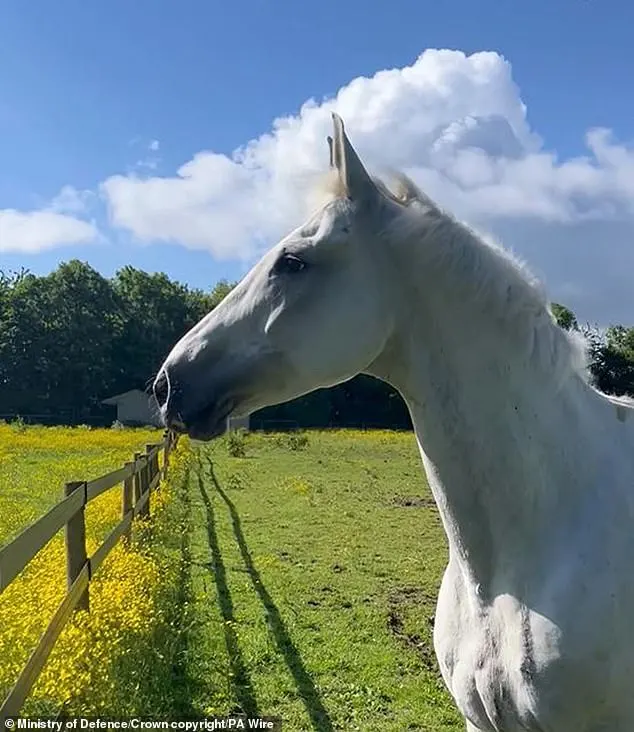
(153, 369, 170, 410)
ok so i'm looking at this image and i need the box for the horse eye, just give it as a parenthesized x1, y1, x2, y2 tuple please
(273, 253, 307, 275)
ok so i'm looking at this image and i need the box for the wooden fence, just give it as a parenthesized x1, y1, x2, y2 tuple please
(0, 430, 179, 718)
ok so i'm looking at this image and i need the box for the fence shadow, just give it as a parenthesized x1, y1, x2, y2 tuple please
(204, 456, 334, 732)
(196, 456, 259, 718)
(168, 465, 202, 718)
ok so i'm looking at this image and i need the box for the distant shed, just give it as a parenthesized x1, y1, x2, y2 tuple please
(227, 415, 250, 431)
(102, 389, 251, 432)
(101, 389, 162, 427)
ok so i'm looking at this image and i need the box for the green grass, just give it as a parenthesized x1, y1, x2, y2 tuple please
(0, 426, 462, 728)
(176, 430, 463, 731)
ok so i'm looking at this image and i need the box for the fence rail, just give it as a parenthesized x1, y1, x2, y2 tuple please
(0, 430, 179, 719)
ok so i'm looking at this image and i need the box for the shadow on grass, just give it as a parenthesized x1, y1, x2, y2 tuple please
(204, 455, 334, 732)
(110, 463, 202, 717)
(196, 455, 259, 718)
(168, 465, 202, 717)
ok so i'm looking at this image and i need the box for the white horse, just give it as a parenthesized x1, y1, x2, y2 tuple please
(154, 114, 634, 731)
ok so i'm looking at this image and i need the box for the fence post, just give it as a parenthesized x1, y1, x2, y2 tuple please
(152, 445, 160, 486)
(122, 462, 134, 542)
(133, 452, 142, 507)
(64, 481, 89, 612)
(140, 444, 153, 519)
(146, 443, 158, 487)
(163, 430, 171, 479)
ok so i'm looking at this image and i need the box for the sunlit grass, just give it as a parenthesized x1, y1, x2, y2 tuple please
(1, 426, 462, 728)
(178, 429, 462, 731)
(0, 422, 165, 545)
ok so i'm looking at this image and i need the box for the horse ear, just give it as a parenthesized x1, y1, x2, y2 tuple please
(331, 113, 377, 200)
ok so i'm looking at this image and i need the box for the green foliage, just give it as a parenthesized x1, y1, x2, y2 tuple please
(287, 431, 310, 451)
(0, 260, 414, 430)
(0, 261, 238, 421)
(552, 303, 634, 398)
(1, 263, 632, 425)
(584, 324, 634, 397)
(208, 279, 234, 309)
(109, 266, 220, 394)
(226, 429, 247, 458)
(10, 416, 27, 434)
(273, 431, 310, 451)
(607, 325, 634, 362)
(551, 302, 578, 331)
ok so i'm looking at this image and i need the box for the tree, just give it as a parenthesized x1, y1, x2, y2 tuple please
(0, 261, 119, 417)
(111, 267, 202, 394)
(606, 325, 634, 362)
(550, 301, 633, 397)
(208, 279, 235, 309)
(0, 264, 236, 420)
(584, 324, 634, 398)
(551, 302, 578, 331)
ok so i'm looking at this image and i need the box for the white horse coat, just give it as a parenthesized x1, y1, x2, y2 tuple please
(154, 114, 634, 731)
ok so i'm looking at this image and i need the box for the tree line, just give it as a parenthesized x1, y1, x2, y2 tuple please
(0, 261, 631, 428)
(550, 303, 634, 398)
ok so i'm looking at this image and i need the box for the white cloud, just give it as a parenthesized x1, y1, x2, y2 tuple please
(101, 50, 547, 258)
(130, 139, 162, 173)
(102, 153, 265, 259)
(96, 49, 633, 322)
(0, 184, 99, 253)
(0, 208, 97, 253)
(49, 185, 95, 215)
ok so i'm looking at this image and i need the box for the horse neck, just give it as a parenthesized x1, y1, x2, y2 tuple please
(370, 214, 595, 598)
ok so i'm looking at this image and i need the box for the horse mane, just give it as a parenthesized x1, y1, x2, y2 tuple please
(317, 168, 591, 391)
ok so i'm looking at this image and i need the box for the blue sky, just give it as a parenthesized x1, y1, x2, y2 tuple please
(1, 0, 633, 323)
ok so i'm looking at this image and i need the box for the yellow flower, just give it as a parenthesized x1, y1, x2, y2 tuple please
(0, 425, 193, 715)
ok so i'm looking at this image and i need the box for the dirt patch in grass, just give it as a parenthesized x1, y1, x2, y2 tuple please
(389, 495, 436, 509)
(386, 586, 437, 672)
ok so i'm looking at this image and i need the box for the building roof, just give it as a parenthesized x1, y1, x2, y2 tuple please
(101, 389, 153, 405)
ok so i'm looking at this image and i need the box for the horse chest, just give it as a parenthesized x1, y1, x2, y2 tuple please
(432, 561, 628, 732)
(434, 603, 547, 730)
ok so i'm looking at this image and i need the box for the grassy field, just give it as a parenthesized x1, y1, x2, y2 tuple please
(179, 430, 462, 731)
(0, 422, 165, 545)
(0, 425, 462, 729)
